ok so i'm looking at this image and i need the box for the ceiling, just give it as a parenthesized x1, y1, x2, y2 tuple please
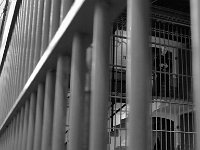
(152, 0, 190, 14)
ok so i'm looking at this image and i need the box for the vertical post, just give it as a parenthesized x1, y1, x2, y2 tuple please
(21, 100, 30, 150)
(49, 0, 61, 40)
(21, 0, 30, 87)
(33, 83, 45, 150)
(10, 117, 16, 150)
(33, 0, 45, 66)
(190, 0, 200, 149)
(24, 0, 34, 80)
(69, 33, 88, 150)
(52, 56, 70, 150)
(41, 71, 55, 150)
(89, 1, 110, 150)
(6, 124, 10, 150)
(12, 113, 19, 150)
(15, 0, 23, 98)
(83, 46, 92, 150)
(17, 107, 24, 150)
(18, 0, 26, 92)
(126, 0, 151, 150)
(2, 131, 5, 150)
(9, 120, 14, 150)
(28, 0, 39, 75)
(40, 0, 51, 55)
(5, 127, 7, 150)
(26, 93, 37, 150)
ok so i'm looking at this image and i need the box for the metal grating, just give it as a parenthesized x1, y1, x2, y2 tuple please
(108, 7, 194, 150)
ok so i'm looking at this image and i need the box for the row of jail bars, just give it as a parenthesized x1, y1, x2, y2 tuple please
(0, 0, 74, 124)
(0, 0, 118, 150)
(0, 1, 199, 150)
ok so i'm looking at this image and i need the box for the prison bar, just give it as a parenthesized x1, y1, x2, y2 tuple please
(41, 71, 55, 150)
(28, 0, 38, 76)
(89, 1, 111, 150)
(126, 0, 151, 150)
(190, 0, 200, 149)
(69, 33, 86, 150)
(0, 0, 197, 150)
(40, 0, 51, 55)
(52, 56, 70, 150)
(26, 93, 36, 150)
(33, 84, 44, 150)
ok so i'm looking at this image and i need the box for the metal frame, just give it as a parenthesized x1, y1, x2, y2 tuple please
(108, 6, 194, 150)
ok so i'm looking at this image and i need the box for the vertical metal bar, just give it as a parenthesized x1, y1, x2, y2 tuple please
(126, 0, 151, 150)
(3, 130, 5, 150)
(0, 136, 2, 150)
(4, 127, 7, 150)
(0, 135, 1, 148)
(33, 83, 45, 150)
(69, 33, 87, 150)
(7, 45, 12, 110)
(17, 107, 25, 150)
(60, 0, 74, 23)
(6, 125, 9, 150)
(19, 0, 26, 91)
(4, 71, 9, 115)
(7, 44, 12, 110)
(14, 112, 20, 150)
(14, 2, 22, 99)
(10, 118, 15, 150)
(190, 0, 200, 149)
(21, 100, 30, 150)
(26, 93, 37, 150)
(2, 131, 4, 150)
(8, 123, 11, 150)
(14, 10, 20, 99)
(49, 0, 61, 40)
(40, 0, 51, 56)
(9, 119, 15, 150)
(23, 0, 32, 83)
(33, 0, 45, 66)
(28, 0, 39, 75)
(20, 0, 29, 89)
(16, 0, 24, 95)
(12, 15, 18, 102)
(11, 120, 14, 149)
(4, 130, 7, 150)
(8, 124, 11, 150)
(25, 0, 34, 78)
(6, 124, 10, 150)
(52, 56, 70, 150)
(2, 72, 6, 121)
(1, 134, 3, 150)
(41, 71, 55, 150)
(83, 46, 92, 150)
(6, 127, 8, 150)
(89, 1, 110, 150)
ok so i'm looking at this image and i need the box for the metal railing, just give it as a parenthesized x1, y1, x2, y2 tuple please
(0, 0, 199, 150)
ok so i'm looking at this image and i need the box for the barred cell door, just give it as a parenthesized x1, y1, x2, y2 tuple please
(108, 7, 194, 150)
